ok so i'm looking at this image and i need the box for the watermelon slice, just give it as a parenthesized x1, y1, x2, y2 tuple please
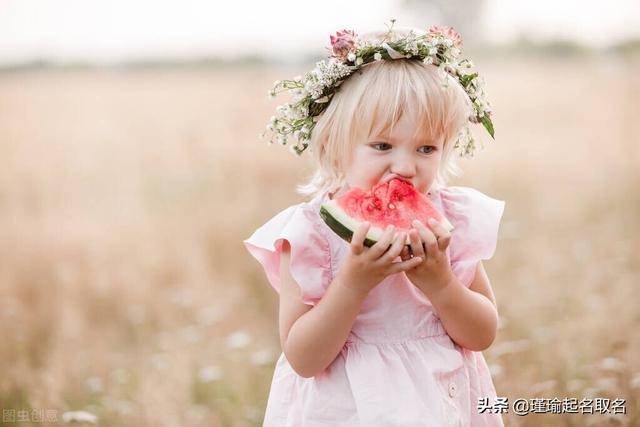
(319, 178, 453, 247)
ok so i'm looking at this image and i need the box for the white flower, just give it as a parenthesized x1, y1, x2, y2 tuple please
(566, 379, 586, 392)
(151, 353, 169, 371)
(599, 357, 625, 372)
(250, 349, 277, 366)
(263, 22, 492, 158)
(62, 411, 98, 424)
(489, 339, 531, 357)
(198, 366, 223, 383)
(488, 363, 503, 377)
(243, 405, 263, 422)
(226, 329, 252, 349)
(85, 377, 103, 393)
(631, 372, 640, 389)
(529, 380, 557, 394)
(594, 377, 618, 391)
(110, 368, 129, 385)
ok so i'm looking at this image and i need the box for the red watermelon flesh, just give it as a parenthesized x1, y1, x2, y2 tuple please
(319, 178, 453, 247)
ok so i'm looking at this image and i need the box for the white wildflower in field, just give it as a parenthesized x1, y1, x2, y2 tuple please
(489, 339, 530, 357)
(85, 377, 103, 393)
(582, 387, 599, 398)
(630, 372, 640, 389)
(487, 363, 503, 377)
(250, 348, 277, 366)
(226, 329, 251, 349)
(102, 397, 134, 416)
(62, 411, 98, 424)
(110, 368, 129, 385)
(243, 405, 263, 422)
(594, 376, 618, 391)
(497, 316, 508, 330)
(529, 380, 557, 394)
(566, 379, 586, 392)
(186, 405, 208, 423)
(179, 325, 201, 344)
(197, 365, 223, 383)
(151, 353, 169, 371)
(196, 306, 225, 326)
(599, 357, 625, 372)
(169, 288, 193, 306)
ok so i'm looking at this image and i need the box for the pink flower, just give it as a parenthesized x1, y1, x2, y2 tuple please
(428, 25, 462, 49)
(329, 29, 358, 60)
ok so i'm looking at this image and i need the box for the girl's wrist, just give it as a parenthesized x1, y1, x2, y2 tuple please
(336, 269, 373, 301)
(417, 272, 457, 302)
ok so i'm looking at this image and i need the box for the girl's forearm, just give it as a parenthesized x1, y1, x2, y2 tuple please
(284, 273, 368, 378)
(424, 276, 498, 351)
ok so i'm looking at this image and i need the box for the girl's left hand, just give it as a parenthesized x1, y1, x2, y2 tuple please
(400, 218, 456, 298)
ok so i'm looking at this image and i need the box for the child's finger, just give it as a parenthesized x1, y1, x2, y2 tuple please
(381, 231, 406, 263)
(369, 225, 395, 259)
(389, 255, 423, 274)
(413, 220, 438, 255)
(350, 221, 370, 255)
(427, 218, 451, 250)
(409, 229, 425, 258)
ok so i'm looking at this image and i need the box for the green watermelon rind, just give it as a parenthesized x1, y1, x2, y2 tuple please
(320, 200, 413, 248)
(320, 203, 378, 248)
(319, 199, 455, 248)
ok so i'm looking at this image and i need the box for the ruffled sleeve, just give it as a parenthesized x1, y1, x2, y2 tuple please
(439, 187, 505, 288)
(242, 202, 333, 306)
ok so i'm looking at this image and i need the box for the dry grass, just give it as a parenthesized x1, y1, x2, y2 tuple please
(0, 56, 638, 426)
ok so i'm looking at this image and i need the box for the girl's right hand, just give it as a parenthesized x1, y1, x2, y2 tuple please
(338, 222, 424, 297)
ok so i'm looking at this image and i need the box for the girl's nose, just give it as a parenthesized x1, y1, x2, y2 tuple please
(391, 152, 416, 177)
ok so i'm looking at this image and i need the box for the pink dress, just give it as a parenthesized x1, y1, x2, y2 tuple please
(243, 186, 506, 427)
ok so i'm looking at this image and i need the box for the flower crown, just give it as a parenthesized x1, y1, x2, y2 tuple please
(262, 20, 495, 158)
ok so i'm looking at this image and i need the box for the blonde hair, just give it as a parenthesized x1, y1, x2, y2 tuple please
(296, 28, 473, 199)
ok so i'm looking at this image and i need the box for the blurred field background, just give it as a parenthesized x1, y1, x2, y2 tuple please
(1, 1, 640, 424)
(0, 53, 638, 427)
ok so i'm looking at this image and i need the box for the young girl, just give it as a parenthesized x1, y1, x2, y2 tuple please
(244, 23, 505, 426)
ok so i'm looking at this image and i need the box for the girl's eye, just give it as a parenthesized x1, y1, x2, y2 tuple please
(418, 146, 436, 154)
(371, 143, 392, 151)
